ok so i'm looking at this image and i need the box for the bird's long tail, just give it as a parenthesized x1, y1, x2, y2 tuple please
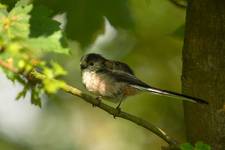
(131, 85, 208, 104)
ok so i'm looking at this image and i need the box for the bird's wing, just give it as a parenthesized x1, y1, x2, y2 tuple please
(112, 60, 135, 75)
(103, 69, 208, 104)
(104, 69, 150, 88)
(104, 60, 135, 75)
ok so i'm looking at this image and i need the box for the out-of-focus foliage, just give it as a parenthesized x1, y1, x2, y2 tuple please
(32, 0, 134, 47)
(180, 141, 211, 150)
(0, 0, 69, 107)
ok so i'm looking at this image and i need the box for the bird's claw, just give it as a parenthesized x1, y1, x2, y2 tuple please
(92, 96, 102, 107)
(113, 106, 121, 118)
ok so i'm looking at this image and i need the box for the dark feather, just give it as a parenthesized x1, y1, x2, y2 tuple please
(112, 61, 135, 75)
(81, 53, 105, 63)
(106, 69, 150, 88)
(103, 69, 208, 104)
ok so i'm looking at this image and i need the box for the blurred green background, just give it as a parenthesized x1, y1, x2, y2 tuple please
(0, 0, 186, 149)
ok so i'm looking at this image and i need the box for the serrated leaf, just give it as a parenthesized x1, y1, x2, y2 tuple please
(7, 4, 32, 39)
(0, 1, 32, 39)
(195, 142, 211, 150)
(180, 143, 194, 150)
(26, 31, 69, 54)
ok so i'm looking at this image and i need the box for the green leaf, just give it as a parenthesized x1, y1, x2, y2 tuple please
(6, 42, 22, 54)
(7, 3, 32, 39)
(4, 70, 17, 82)
(0, 8, 8, 35)
(60, 0, 133, 47)
(180, 142, 211, 150)
(26, 31, 69, 54)
(43, 62, 66, 79)
(3, 0, 134, 47)
(15, 0, 31, 7)
(51, 61, 67, 76)
(31, 85, 42, 107)
(30, 5, 60, 37)
(43, 67, 54, 78)
(180, 143, 194, 150)
(0, 3, 7, 10)
(28, 5, 69, 54)
(0, 1, 32, 39)
(16, 84, 29, 100)
(195, 142, 211, 150)
(14, 75, 26, 85)
(43, 78, 65, 93)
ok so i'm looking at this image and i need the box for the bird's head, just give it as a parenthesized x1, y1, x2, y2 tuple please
(80, 53, 106, 72)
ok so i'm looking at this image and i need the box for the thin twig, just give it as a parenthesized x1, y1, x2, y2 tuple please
(0, 59, 179, 147)
(169, 0, 187, 9)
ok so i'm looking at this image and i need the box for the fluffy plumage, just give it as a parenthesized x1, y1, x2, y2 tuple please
(80, 53, 208, 105)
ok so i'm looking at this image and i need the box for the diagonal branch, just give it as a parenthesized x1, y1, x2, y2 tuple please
(0, 58, 179, 147)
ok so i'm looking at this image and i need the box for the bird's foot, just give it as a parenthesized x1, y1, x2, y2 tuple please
(92, 96, 102, 107)
(113, 106, 121, 119)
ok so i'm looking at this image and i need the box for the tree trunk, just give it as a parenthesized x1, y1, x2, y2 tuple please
(182, 0, 225, 149)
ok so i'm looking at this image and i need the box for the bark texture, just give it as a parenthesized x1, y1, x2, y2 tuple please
(182, 0, 225, 149)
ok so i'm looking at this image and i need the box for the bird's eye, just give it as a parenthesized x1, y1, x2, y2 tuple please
(89, 62, 94, 66)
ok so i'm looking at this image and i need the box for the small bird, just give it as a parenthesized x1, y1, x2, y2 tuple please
(80, 53, 208, 109)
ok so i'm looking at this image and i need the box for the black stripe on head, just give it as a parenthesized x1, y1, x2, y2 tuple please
(81, 53, 105, 63)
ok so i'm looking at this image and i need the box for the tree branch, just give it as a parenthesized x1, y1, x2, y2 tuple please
(0, 58, 179, 147)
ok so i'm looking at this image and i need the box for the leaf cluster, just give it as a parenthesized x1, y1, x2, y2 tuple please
(0, 0, 69, 107)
